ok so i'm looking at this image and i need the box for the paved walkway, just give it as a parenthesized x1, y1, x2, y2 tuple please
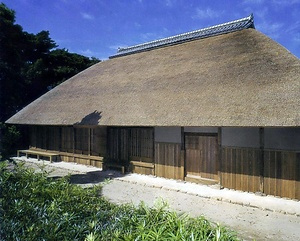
(15, 157, 300, 241)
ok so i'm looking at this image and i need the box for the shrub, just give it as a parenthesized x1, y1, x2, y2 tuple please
(0, 162, 240, 241)
(0, 123, 21, 161)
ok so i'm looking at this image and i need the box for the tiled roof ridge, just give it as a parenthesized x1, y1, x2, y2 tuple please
(110, 14, 254, 58)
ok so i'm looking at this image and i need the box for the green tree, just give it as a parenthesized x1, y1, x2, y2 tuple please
(0, 3, 100, 160)
(0, 3, 100, 122)
(0, 3, 25, 121)
(24, 48, 99, 103)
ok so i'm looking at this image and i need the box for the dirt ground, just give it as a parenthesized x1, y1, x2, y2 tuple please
(102, 180, 300, 241)
(17, 159, 300, 241)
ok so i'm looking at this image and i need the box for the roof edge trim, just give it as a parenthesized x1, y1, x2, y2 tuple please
(110, 14, 254, 58)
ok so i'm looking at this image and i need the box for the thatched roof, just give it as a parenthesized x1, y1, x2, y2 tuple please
(6, 28, 300, 127)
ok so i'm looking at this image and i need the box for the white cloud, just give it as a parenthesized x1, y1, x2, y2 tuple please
(255, 7, 269, 19)
(285, 21, 300, 35)
(109, 44, 128, 51)
(80, 49, 93, 56)
(134, 22, 141, 28)
(293, 34, 300, 43)
(256, 22, 284, 39)
(79, 49, 103, 58)
(193, 8, 221, 19)
(272, 0, 300, 5)
(242, 0, 265, 4)
(139, 31, 169, 42)
(165, 0, 174, 7)
(140, 32, 158, 41)
(81, 12, 94, 20)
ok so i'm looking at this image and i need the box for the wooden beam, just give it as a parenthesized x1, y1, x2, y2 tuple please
(180, 127, 184, 150)
(130, 160, 154, 168)
(72, 127, 75, 158)
(88, 128, 91, 156)
(218, 127, 222, 184)
(259, 127, 264, 193)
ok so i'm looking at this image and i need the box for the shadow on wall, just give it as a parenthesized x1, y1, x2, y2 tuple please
(75, 110, 102, 125)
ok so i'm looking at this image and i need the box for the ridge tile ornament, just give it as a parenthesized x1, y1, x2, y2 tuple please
(110, 14, 254, 58)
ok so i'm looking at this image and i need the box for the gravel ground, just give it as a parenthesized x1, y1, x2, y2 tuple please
(16, 158, 300, 241)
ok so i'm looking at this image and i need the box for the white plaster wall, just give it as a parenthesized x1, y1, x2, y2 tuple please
(264, 128, 300, 151)
(184, 127, 218, 133)
(222, 127, 260, 148)
(154, 127, 181, 143)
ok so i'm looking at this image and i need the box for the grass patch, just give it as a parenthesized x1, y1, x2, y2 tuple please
(0, 162, 240, 240)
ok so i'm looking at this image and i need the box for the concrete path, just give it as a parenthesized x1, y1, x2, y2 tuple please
(15, 157, 300, 241)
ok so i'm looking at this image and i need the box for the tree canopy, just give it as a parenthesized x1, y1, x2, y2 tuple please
(0, 3, 100, 122)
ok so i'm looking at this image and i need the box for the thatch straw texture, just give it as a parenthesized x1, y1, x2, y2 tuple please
(6, 29, 300, 127)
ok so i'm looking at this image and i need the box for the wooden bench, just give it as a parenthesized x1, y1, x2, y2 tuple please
(17, 149, 59, 162)
(103, 163, 125, 174)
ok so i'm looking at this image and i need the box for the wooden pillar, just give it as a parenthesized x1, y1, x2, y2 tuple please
(259, 127, 264, 193)
(59, 126, 62, 152)
(72, 127, 75, 155)
(117, 128, 121, 164)
(218, 127, 222, 184)
(180, 127, 185, 150)
(152, 127, 155, 162)
(180, 127, 185, 179)
(45, 126, 48, 150)
(88, 128, 91, 156)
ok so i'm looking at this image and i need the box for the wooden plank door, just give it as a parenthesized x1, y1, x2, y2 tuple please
(185, 134, 218, 180)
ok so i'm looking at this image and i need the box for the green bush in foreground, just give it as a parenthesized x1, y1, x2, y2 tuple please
(0, 162, 240, 241)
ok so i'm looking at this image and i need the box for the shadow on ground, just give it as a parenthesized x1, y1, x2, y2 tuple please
(51, 170, 125, 185)
(14, 158, 126, 186)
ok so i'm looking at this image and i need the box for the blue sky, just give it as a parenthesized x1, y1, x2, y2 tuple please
(2, 0, 300, 60)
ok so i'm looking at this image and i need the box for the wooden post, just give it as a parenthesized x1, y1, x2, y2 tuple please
(181, 127, 185, 179)
(117, 128, 121, 164)
(218, 127, 222, 184)
(72, 127, 75, 160)
(259, 127, 264, 193)
(88, 128, 91, 156)
(153, 128, 157, 176)
(59, 126, 62, 152)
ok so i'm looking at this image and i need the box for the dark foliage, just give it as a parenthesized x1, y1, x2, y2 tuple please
(0, 3, 100, 122)
(0, 123, 21, 160)
(0, 3, 100, 160)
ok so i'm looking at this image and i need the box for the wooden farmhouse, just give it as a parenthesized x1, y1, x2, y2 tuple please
(6, 15, 300, 200)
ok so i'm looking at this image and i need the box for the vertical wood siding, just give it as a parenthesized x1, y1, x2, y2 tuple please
(90, 127, 107, 157)
(29, 126, 299, 200)
(107, 127, 154, 171)
(155, 142, 184, 180)
(264, 150, 300, 200)
(61, 127, 73, 153)
(221, 147, 261, 193)
(221, 147, 300, 199)
(130, 128, 153, 160)
(74, 128, 89, 154)
(107, 128, 120, 161)
(29, 125, 106, 167)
